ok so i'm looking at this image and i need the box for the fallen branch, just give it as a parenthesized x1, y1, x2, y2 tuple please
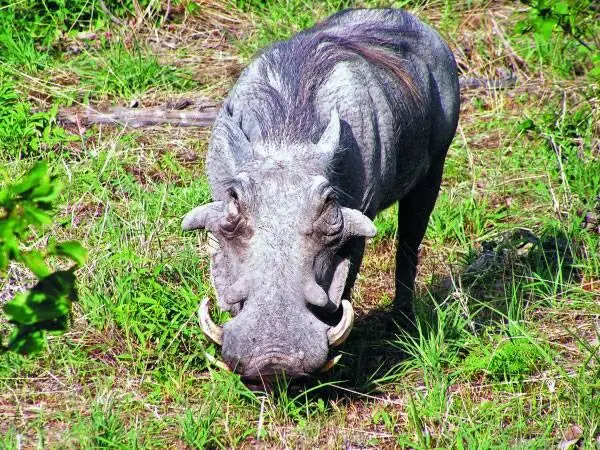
(57, 75, 517, 131)
(459, 75, 518, 90)
(57, 99, 219, 131)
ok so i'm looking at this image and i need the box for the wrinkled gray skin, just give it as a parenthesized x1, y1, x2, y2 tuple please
(183, 8, 459, 381)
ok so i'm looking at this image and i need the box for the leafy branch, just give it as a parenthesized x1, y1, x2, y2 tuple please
(0, 162, 87, 354)
(517, 0, 597, 51)
(517, 0, 599, 79)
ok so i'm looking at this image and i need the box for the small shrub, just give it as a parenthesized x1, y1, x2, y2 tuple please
(464, 336, 549, 381)
(0, 0, 153, 48)
(519, 103, 599, 208)
(0, 79, 77, 158)
(516, 0, 599, 78)
(0, 162, 87, 354)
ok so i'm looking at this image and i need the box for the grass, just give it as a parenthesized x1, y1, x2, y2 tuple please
(1, 0, 599, 448)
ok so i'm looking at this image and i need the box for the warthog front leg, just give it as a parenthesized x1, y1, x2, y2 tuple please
(395, 157, 446, 327)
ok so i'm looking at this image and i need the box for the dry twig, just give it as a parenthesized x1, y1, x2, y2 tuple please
(57, 98, 219, 130)
(97, 0, 126, 26)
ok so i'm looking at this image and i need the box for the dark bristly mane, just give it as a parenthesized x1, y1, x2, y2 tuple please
(248, 17, 424, 144)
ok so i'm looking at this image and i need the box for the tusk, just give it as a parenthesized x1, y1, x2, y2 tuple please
(198, 296, 224, 345)
(206, 232, 220, 256)
(204, 352, 232, 372)
(319, 354, 342, 373)
(327, 299, 354, 347)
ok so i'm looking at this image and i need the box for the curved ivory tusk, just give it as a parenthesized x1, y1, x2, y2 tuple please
(198, 296, 224, 345)
(319, 354, 342, 373)
(327, 299, 354, 347)
(204, 352, 232, 372)
(206, 232, 220, 256)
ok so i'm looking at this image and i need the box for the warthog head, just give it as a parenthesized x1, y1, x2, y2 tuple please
(183, 110, 376, 382)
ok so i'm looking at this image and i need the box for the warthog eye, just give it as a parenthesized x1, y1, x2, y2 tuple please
(227, 186, 239, 201)
(315, 193, 343, 243)
(219, 188, 246, 239)
(219, 213, 243, 239)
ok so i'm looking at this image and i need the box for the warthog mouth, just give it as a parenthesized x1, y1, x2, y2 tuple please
(198, 296, 352, 377)
(240, 350, 309, 382)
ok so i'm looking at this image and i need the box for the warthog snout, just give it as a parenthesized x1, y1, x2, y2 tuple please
(238, 349, 309, 381)
(198, 296, 354, 380)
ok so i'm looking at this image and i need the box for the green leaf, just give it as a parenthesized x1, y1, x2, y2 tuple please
(553, 1, 569, 15)
(514, 20, 532, 34)
(32, 295, 71, 321)
(3, 291, 36, 324)
(186, 1, 201, 13)
(8, 330, 46, 355)
(3, 290, 70, 325)
(51, 241, 88, 266)
(518, 118, 536, 132)
(589, 55, 600, 80)
(2, 269, 78, 354)
(36, 270, 77, 302)
(0, 229, 20, 261)
(21, 250, 51, 278)
(10, 162, 48, 195)
(0, 188, 9, 204)
(534, 16, 558, 39)
(30, 177, 62, 206)
(0, 247, 8, 271)
(22, 203, 52, 227)
(3, 270, 77, 326)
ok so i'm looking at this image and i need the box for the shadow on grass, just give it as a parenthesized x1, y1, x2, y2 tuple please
(290, 226, 584, 400)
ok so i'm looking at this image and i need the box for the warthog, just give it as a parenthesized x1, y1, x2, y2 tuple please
(183, 8, 459, 381)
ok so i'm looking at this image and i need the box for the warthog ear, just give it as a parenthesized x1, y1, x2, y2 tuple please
(182, 201, 225, 232)
(341, 207, 377, 239)
(316, 109, 341, 158)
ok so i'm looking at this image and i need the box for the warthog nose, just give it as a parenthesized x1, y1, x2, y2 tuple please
(241, 349, 307, 381)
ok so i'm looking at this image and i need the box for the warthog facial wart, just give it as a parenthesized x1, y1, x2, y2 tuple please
(183, 8, 459, 382)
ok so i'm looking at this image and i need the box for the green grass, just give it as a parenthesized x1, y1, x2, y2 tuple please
(1, 0, 599, 448)
(68, 42, 198, 101)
